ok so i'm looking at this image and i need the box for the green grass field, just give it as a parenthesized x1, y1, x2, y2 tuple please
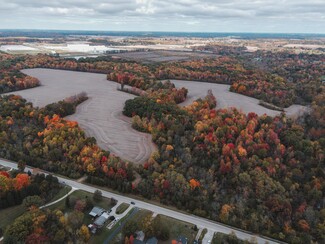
(0, 186, 72, 233)
(47, 189, 113, 211)
(115, 202, 130, 214)
(48, 186, 72, 202)
(0, 204, 25, 231)
(158, 215, 198, 244)
(110, 208, 153, 244)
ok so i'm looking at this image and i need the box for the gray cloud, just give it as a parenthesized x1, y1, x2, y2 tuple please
(0, 0, 324, 33)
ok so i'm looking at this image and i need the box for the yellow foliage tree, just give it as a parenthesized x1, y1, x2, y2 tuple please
(219, 204, 234, 222)
(87, 164, 96, 174)
(78, 225, 90, 242)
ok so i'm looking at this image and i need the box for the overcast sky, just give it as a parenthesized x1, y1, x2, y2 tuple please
(0, 0, 324, 33)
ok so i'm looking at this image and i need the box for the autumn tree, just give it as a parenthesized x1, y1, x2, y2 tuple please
(23, 195, 44, 209)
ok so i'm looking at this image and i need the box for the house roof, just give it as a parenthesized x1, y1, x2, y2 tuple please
(94, 216, 106, 227)
(93, 211, 110, 227)
(135, 231, 145, 241)
(89, 206, 105, 217)
(101, 212, 109, 219)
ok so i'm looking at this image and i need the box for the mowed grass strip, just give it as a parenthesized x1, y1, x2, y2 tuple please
(157, 215, 198, 244)
(115, 203, 130, 214)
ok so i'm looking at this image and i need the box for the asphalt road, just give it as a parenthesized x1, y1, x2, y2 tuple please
(0, 159, 281, 244)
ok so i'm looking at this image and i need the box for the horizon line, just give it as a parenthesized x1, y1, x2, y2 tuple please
(0, 28, 325, 36)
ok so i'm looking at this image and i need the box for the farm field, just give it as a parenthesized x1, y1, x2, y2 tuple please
(4, 69, 306, 165)
(111, 50, 214, 63)
(172, 79, 308, 117)
(5, 68, 156, 164)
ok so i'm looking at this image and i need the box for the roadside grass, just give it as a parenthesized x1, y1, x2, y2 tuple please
(199, 228, 208, 243)
(212, 232, 250, 244)
(115, 203, 130, 214)
(48, 189, 113, 211)
(131, 209, 152, 221)
(0, 165, 10, 171)
(158, 215, 198, 244)
(48, 185, 72, 202)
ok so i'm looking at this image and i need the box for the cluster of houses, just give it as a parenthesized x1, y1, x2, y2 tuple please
(87, 206, 189, 244)
(87, 206, 112, 233)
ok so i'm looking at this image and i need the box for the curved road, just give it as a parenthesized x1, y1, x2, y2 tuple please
(0, 158, 282, 244)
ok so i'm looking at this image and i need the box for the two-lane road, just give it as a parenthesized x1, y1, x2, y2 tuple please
(0, 159, 281, 244)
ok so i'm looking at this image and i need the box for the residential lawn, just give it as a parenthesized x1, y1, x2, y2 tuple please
(157, 215, 198, 244)
(115, 202, 130, 214)
(0, 204, 25, 231)
(47, 190, 114, 211)
(90, 207, 136, 244)
(212, 232, 248, 244)
(111, 209, 153, 243)
(0, 186, 72, 233)
(48, 185, 72, 202)
(46, 189, 116, 237)
(130, 209, 152, 222)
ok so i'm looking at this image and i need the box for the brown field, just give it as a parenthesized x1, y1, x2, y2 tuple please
(110, 50, 214, 63)
(6, 68, 156, 164)
(5, 69, 306, 165)
(172, 79, 308, 117)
